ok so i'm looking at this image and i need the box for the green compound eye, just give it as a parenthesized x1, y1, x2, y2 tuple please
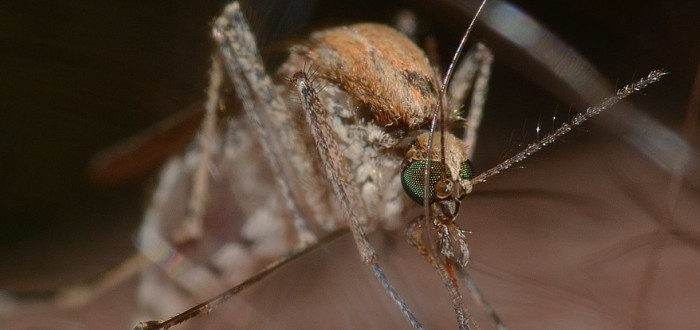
(459, 160, 474, 181)
(401, 160, 445, 205)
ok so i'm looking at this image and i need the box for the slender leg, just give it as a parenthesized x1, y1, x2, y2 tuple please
(448, 45, 482, 109)
(53, 57, 241, 310)
(171, 57, 223, 242)
(463, 44, 493, 160)
(134, 59, 235, 320)
(213, 2, 316, 246)
(290, 71, 424, 330)
(134, 56, 300, 325)
(53, 253, 147, 308)
(459, 269, 509, 330)
(448, 43, 494, 159)
(407, 217, 472, 330)
(133, 230, 349, 330)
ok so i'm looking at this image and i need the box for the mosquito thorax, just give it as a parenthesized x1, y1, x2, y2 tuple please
(401, 132, 474, 210)
(303, 23, 438, 128)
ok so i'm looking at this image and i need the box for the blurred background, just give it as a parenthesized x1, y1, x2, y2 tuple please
(1, 0, 698, 329)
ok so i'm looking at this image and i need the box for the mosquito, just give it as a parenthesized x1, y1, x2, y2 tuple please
(130, 1, 666, 329)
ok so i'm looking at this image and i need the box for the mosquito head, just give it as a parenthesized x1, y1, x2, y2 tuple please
(400, 0, 486, 219)
(401, 132, 474, 219)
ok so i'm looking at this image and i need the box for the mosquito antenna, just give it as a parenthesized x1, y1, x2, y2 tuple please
(422, 0, 488, 214)
(471, 69, 667, 185)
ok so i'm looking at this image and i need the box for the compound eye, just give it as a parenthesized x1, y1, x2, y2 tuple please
(459, 160, 474, 181)
(401, 160, 445, 205)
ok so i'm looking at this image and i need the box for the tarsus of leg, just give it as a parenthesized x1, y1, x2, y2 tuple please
(132, 229, 349, 330)
(460, 268, 509, 330)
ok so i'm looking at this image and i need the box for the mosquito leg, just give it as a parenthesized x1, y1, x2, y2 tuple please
(171, 57, 224, 242)
(213, 2, 316, 246)
(46, 253, 145, 308)
(135, 57, 256, 321)
(290, 71, 424, 330)
(407, 218, 472, 330)
(133, 229, 349, 330)
(447, 43, 494, 159)
(463, 44, 493, 159)
(448, 45, 482, 110)
(459, 269, 509, 330)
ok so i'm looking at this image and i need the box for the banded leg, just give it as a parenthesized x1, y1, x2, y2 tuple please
(407, 217, 472, 330)
(134, 229, 349, 330)
(135, 58, 236, 321)
(213, 2, 316, 246)
(448, 43, 494, 159)
(290, 72, 424, 329)
(135, 56, 295, 326)
(171, 57, 224, 242)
